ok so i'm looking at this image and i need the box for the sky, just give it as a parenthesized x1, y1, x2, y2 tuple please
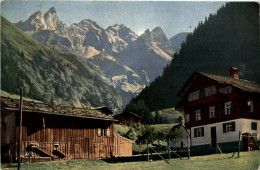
(1, 1, 225, 38)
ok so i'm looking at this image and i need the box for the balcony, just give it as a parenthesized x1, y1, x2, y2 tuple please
(187, 93, 228, 108)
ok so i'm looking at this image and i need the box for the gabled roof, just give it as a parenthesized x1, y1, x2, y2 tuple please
(1, 97, 115, 121)
(92, 106, 113, 115)
(178, 72, 260, 97)
(114, 111, 142, 119)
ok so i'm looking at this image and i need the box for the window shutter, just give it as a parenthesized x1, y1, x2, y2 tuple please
(232, 122, 236, 131)
(253, 101, 255, 112)
(213, 86, 217, 94)
(98, 128, 101, 136)
(207, 108, 210, 118)
(223, 123, 226, 133)
(106, 129, 110, 137)
(231, 102, 235, 113)
(201, 111, 203, 120)
(215, 106, 218, 116)
(202, 127, 204, 136)
(199, 90, 203, 98)
(194, 129, 197, 138)
(194, 112, 196, 121)
(222, 104, 225, 115)
(251, 122, 257, 130)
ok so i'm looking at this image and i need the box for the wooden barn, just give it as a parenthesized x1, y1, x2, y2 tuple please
(1, 97, 132, 163)
(113, 111, 142, 124)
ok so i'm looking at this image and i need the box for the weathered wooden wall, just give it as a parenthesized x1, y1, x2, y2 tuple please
(11, 111, 115, 162)
(114, 133, 133, 157)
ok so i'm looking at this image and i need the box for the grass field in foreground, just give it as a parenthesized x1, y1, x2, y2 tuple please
(2, 150, 260, 170)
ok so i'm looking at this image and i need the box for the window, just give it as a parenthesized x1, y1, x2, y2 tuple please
(219, 86, 232, 94)
(194, 127, 204, 137)
(106, 128, 111, 137)
(225, 86, 232, 94)
(223, 122, 236, 133)
(98, 128, 101, 136)
(224, 102, 232, 114)
(247, 100, 254, 112)
(186, 114, 190, 123)
(195, 110, 201, 121)
(251, 122, 257, 130)
(188, 91, 200, 101)
(204, 86, 217, 97)
(209, 106, 216, 118)
(98, 128, 110, 137)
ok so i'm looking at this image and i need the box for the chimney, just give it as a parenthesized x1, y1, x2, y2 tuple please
(229, 67, 239, 79)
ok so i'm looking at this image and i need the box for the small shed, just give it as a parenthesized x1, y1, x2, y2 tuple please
(113, 111, 142, 124)
(114, 133, 134, 157)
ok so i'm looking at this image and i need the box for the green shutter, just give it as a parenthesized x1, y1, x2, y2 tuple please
(222, 104, 225, 115)
(231, 102, 235, 113)
(232, 122, 236, 131)
(213, 86, 217, 94)
(207, 108, 210, 118)
(194, 129, 197, 138)
(201, 111, 203, 120)
(215, 106, 218, 116)
(199, 90, 203, 98)
(194, 112, 196, 121)
(251, 122, 257, 130)
(202, 127, 204, 136)
(253, 101, 255, 112)
(223, 123, 226, 133)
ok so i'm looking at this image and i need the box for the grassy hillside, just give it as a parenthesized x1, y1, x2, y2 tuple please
(1, 16, 122, 112)
(128, 2, 260, 111)
(152, 108, 184, 124)
(2, 150, 260, 170)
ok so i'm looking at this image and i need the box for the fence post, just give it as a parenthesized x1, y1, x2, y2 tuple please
(167, 138, 171, 160)
(18, 87, 23, 170)
(147, 141, 149, 161)
(187, 135, 190, 159)
(238, 130, 241, 158)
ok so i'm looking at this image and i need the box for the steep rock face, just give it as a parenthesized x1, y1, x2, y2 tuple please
(16, 7, 68, 36)
(16, 11, 47, 31)
(2, 16, 122, 113)
(116, 28, 173, 84)
(169, 32, 189, 53)
(89, 52, 145, 106)
(105, 24, 138, 54)
(151, 27, 174, 56)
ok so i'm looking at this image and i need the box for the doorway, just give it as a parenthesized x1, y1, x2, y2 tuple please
(211, 127, 217, 147)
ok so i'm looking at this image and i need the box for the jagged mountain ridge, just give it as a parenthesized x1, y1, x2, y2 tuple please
(15, 7, 182, 107)
(2, 16, 122, 113)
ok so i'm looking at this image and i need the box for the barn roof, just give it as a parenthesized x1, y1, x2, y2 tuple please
(178, 72, 260, 97)
(1, 97, 115, 121)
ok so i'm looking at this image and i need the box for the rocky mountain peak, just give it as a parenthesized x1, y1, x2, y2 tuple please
(151, 26, 164, 34)
(47, 7, 56, 14)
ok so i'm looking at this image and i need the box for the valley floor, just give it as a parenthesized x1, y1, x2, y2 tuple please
(2, 150, 260, 170)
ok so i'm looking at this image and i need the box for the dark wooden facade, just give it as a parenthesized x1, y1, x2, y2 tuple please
(178, 72, 260, 129)
(113, 111, 142, 124)
(1, 97, 118, 163)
